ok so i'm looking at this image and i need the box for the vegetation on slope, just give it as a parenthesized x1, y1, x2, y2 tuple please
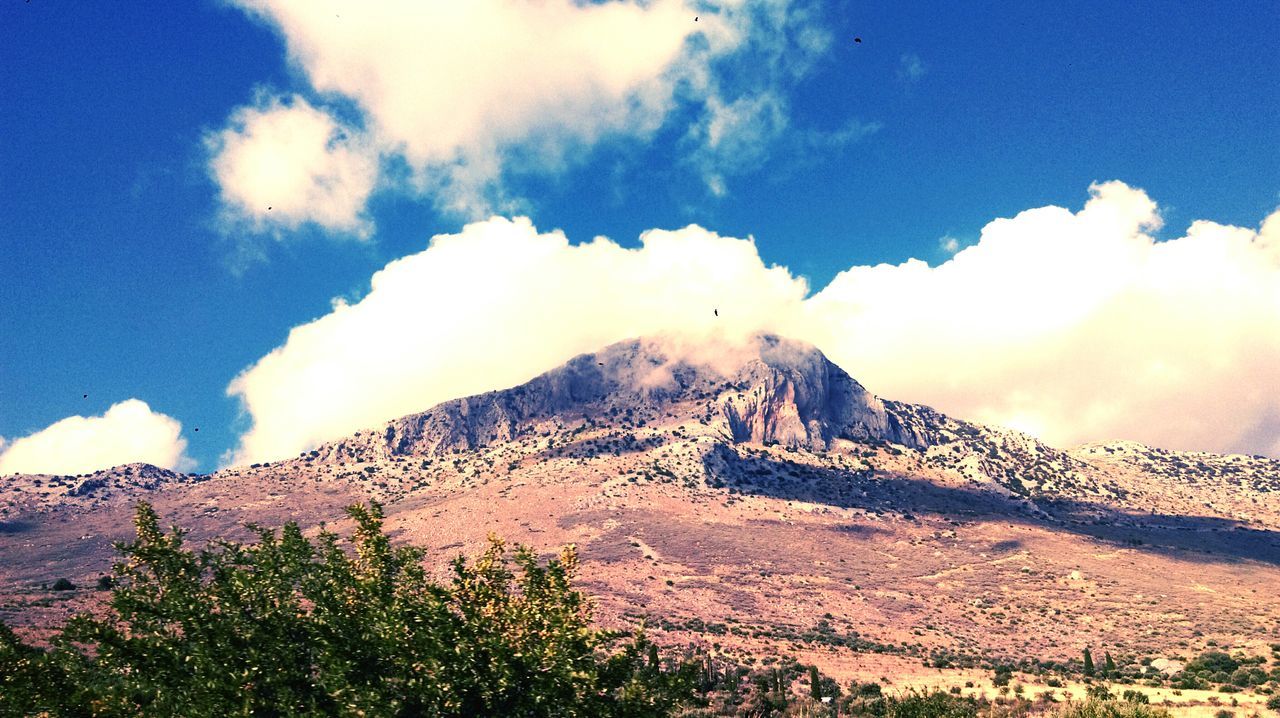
(0, 502, 693, 717)
(2, 503, 1273, 717)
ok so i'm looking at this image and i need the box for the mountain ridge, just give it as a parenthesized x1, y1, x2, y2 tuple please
(4, 334, 1277, 515)
(2, 334, 1279, 677)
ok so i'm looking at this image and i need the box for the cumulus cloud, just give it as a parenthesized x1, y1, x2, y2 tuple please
(0, 400, 194, 476)
(226, 217, 806, 464)
(804, 182, 1280, 458)
(207, 94, 379, 237)
(211, 0, 839, 230)
(226, 182, 1280, 464)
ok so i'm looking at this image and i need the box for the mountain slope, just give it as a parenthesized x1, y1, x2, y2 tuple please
(2, 334, 1278, 672)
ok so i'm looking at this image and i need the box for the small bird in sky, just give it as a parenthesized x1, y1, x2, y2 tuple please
(714, 308, 719, 317)
(82, 394, 87, 399)
(194, 427, 199, 432)
(267, 206, 273, 211)
(854, 37, 862, 43)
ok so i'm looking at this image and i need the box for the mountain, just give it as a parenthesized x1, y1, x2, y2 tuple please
(3, 334, 1279, 686)
(308, 335, 1097, 502)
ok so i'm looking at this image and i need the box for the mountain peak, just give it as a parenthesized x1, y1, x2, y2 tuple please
(312, 334, 924, 463)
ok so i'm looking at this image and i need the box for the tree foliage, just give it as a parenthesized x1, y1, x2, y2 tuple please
(0, 502, 694, 717)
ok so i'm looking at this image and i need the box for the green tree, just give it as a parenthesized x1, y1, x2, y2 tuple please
(810, 664, 822, 700)
(1105, 652, 1117, 676)
(0, 501, 696, 717)
(1084, 647, 1096, 677)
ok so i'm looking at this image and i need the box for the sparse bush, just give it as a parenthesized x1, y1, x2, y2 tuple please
(1054, 698, 1172, 718)
(49, 578, 75, 591)
(1121, 690, 1149, 704)
(876, 689, 978, 718)
(1087, 684, 1114, 701)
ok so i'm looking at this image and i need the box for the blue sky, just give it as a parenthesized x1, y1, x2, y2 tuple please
(1, 0, 1278, 472)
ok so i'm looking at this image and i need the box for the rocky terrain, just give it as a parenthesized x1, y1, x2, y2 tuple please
(2, 334, 1278, 700)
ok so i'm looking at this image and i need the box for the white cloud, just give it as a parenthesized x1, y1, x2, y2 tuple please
(225, 216, 807, 464)
(938, 235, 960, 254)
(686, 92, 790, 196)
(0, 400, 194, 476)
(227, 181, 1280, 460)
(212, 0, 838, 230)
(226, 182, 1280, 463)
(207, 94, 379, 237)
(804, 182, 1280, 458)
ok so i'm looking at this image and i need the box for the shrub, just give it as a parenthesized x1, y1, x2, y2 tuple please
(1121, 690, 1149, 704)
(882, 689, 978, 718)
(1054, 698, 1173, 718)
(1088, 684, 1115, 701)
(857, 682, 884, 697)
(49, 578, 75, 591)
(1188, 651, 1240, 675)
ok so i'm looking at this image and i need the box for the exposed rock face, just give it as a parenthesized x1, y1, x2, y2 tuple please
(715, 336, 921, 450)
(312, 335, 929, 463)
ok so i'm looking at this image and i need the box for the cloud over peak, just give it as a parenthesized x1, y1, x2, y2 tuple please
(225, 216, 807, 464)
(226, 182, 1280, 465)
